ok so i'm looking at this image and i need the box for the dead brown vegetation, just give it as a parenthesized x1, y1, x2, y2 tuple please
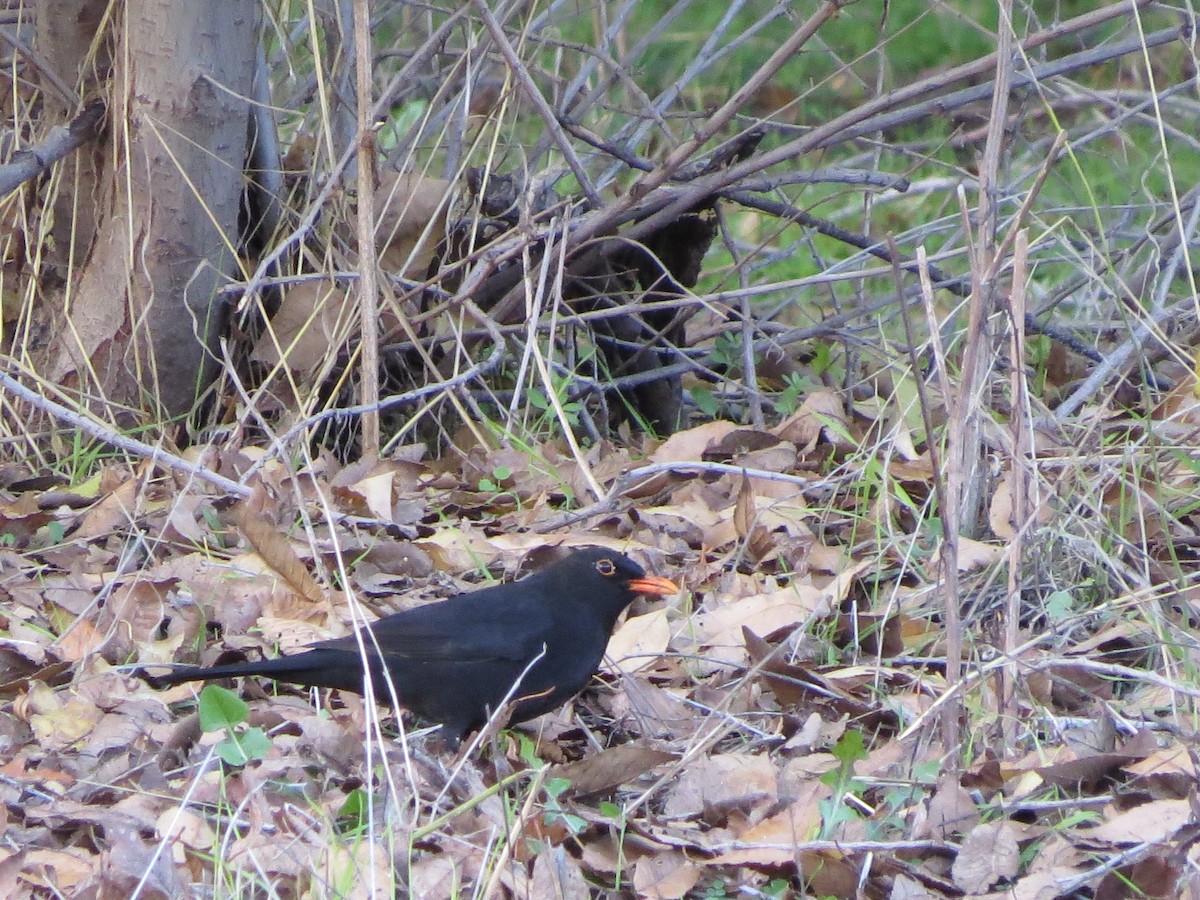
(3, 0, 1200, 896)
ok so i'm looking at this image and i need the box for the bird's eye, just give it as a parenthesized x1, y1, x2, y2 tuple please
(595, 558, 617, 577)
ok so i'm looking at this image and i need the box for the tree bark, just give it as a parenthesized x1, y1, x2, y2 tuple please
(34, 0, 110, 276)
(34, 0, 260, 421)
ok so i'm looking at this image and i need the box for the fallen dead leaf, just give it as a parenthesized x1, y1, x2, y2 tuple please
(603, 607, 671, 674)
(710, 781, 829, 866)
(14, 848, 94, 894)
(611, 674, 706, 741)
(550, 742, 678, 798)
(21, 681, 101, 751)
(951, 820, 1020, 893)
(251, 279, 355, 375)
(632, 850, 702, 900)
(375, 172, 455, 275)
(774, 390, 850, 451)
(319, 842, 393, 899)
(694, 585, 831, 666)
(1094, 853, 1184, 900)
(530, 845, 591, 899)
(663, 752, 777, 824)
(1084, 798, 1192, 845)
(652, 420, 741, 465)
(923, 774, 981, 840)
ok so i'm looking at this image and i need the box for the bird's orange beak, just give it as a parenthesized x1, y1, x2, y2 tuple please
(627, 575, 679, 596)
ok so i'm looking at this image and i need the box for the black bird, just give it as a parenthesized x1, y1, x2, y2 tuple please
(142, 548, 677, 746)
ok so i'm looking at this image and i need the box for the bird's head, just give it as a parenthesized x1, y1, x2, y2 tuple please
(536, 547, 678, 603)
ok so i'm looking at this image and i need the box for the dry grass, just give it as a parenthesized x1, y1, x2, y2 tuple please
(3, 0, 1200, 896)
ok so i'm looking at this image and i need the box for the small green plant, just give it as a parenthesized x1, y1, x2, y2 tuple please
(599, 800, 629, 891)
(542, 777, 587, 834)
(44, 520, 65, 545)
(709, 332, 742, 371)
(773, 372, 809, 416)
(516, 732, 541, 767)
(476, 422, 577, 506)
(477, 464, 512, 495)
(690, 385, 721, 418)
(817, 730, 869, 837)
(528, 384, 583, 430)
(1043, 590, 1076, 622)
(337, 787, 370, 832)
(198, 685, 272, 766)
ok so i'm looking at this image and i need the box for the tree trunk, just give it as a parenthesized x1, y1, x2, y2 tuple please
(34, 0, 260, 422)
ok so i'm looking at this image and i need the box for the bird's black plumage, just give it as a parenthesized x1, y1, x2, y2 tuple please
(142, 548, 677, 745)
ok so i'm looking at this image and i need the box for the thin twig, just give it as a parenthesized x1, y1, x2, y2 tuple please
(0, 26, 79, 105)
(0, 364, 251, 498)
(0, 99, 105, 198)
(353, 0, 380, 455)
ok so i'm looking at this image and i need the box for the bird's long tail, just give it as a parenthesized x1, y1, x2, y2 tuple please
(139, 648, 370, 694)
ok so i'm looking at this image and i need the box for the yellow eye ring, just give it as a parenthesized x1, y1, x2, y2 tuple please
(595, 558, 617, 577)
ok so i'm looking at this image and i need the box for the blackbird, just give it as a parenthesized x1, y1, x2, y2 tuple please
(142, 547, 677, 746)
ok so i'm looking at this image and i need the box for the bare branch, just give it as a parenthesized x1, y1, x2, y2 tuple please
(0, 98, 105, 198)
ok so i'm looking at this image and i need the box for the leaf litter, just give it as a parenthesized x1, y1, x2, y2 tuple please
(1, 413, 1200, 898)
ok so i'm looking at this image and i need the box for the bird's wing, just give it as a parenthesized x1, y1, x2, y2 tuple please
(315, 584, 552, 664)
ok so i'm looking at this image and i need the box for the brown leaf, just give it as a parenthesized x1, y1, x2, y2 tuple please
(694, 589, 829, 667)
(1086, 798, 1192, 844)
(1003, 869, 1084, 900)
(652, 420, 740, 465)
(228, 831, 308, 880)
(734, 471, 755, 540)
(531, 845, 591, 900)
(73, 473, 138, 541)
(951, 820, 1020, 893)
(22, 681, 101, 752)
(1124, 742, 1196, 779)
(632, 851, 702, 900)
(1036, 752, 1130, 792)
(835, 609, 905, 657)
(55, 616, 107, 663)
(0, 492, 51, 546)
(333, 469, 395, 521)
(710, 783, 828, 865)
(78, 824, 183, 900)
(603, 608, 671, 675)
(375, 173, 455, 276)
(799, 850, 866, 899)
(704, 429, 786, 459)
(250, 278, 353, 377)
(235, 500, 326, 607)
(550, 742, 678, 798)
(773, 390, 849, 451)
(1094, 854, 1182, 900)
(889, 873, 943, 900)
(662, 752, 777, 825)
(744, 628, 900, 731)
(923, 774, 980, 840)
(316, 843, 393, 898)
(96, 578, 178, 661)
(612, 674, 706, 742)
(157, 807, 216, 853)
(952, 536, 1006, 572)
(13, 849, 94, 894)
(358, 539, 433, 580)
